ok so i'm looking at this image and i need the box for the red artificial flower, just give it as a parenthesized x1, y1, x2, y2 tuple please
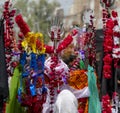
(105, 28, 113, 35)
(36, 39, 42, 50)
(78, 109, 84, 113)
(106, 18, 114, 29)
(18, 32, 24, 39)
(114, 59, 120, 68)
(104, 45, 113, 53)
(57, 34, 73, 52)
(44, 45, 54, 54)
(72, 29, 78, 36)
(102, 94, 112, 113)
(104, 38, 113, 53)
(104, 35, 113, 40)
(103, 54, 112, 65)
(79, 98, 87, 103)
(104, 73, 111, 79)
(114, 20, 118, 26)
(103, 65, 112, 79)
(21, 95, 32, 107)
(113, 31, 120, 37)
(112, 11, 118, 18)
(15, 14, 31, 36)
(112, 92, 118, 98)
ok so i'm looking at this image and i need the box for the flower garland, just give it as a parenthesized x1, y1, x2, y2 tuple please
(68, 70, 88, 90)
(3, 1, 19, 76)
(48, 56, 61, 112)
(101, 1, 114, 113)
(88, 15, 96, 67)
(102, 1, 114, 79)
(102, 95, 112, 113)
(82, 14, 96, 68)
(111, 11, 120, 67)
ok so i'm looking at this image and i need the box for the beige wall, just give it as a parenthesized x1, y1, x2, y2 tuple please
(64, 0, 120, 29)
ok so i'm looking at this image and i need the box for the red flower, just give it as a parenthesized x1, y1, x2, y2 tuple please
(112, 92, 118, 98)
(106, 19, 114, 29)
(102, 95, 112, 113)
(105, 28, 113, 35)
(72, 29, 78, 36)
(104, 45, 113, 53)
(44, 45, 54, 54)
(36, 39, 42, 50)
(103, 54, 112, 65)
(78, 109, 84, 113)
(114, 20, 118, 26)
(112, 11, 118, 18)
(57, 34, 73, 52)
(103, 65, 112, 79)
(15, 14, 31, 36)
(18, 32, 24, 39)
(104, 38, 113, 53)
(113, 31, 120, 37)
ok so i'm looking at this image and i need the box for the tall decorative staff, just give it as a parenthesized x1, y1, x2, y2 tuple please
(44, 16, 78, 113)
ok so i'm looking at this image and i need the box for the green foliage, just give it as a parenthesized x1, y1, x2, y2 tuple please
(14, 0, 60, 43)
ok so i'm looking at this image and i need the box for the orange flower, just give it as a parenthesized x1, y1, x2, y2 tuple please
(68, 70, 88, 89)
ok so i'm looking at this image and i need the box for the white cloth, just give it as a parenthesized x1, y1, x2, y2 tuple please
(54, 89, 78, 113)
(44, 57, 69, 78)
(42, 85, 90, 113)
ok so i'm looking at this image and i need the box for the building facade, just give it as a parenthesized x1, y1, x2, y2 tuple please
(64, 0, 120, 30)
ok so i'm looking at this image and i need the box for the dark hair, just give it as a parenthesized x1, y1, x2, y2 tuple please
(63, 54, 77, 65)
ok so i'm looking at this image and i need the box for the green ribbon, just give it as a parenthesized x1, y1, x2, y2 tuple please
(87, 65, 101, 113)
(79, 59, 85, 69)
(6, 67, 27, 113)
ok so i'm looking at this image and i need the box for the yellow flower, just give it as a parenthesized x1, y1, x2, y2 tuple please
(22, 32, 45, 54)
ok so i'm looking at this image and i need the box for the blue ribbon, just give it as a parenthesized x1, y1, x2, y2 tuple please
(37, 54, 45, 73)
(37, 54, 47, 94)
(19, 52, 47, 97)
(22, 71, 29, 78)
(30, 83, 36, 96)
(20, 51, 27, 67)
(30, 52, 38, 71)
